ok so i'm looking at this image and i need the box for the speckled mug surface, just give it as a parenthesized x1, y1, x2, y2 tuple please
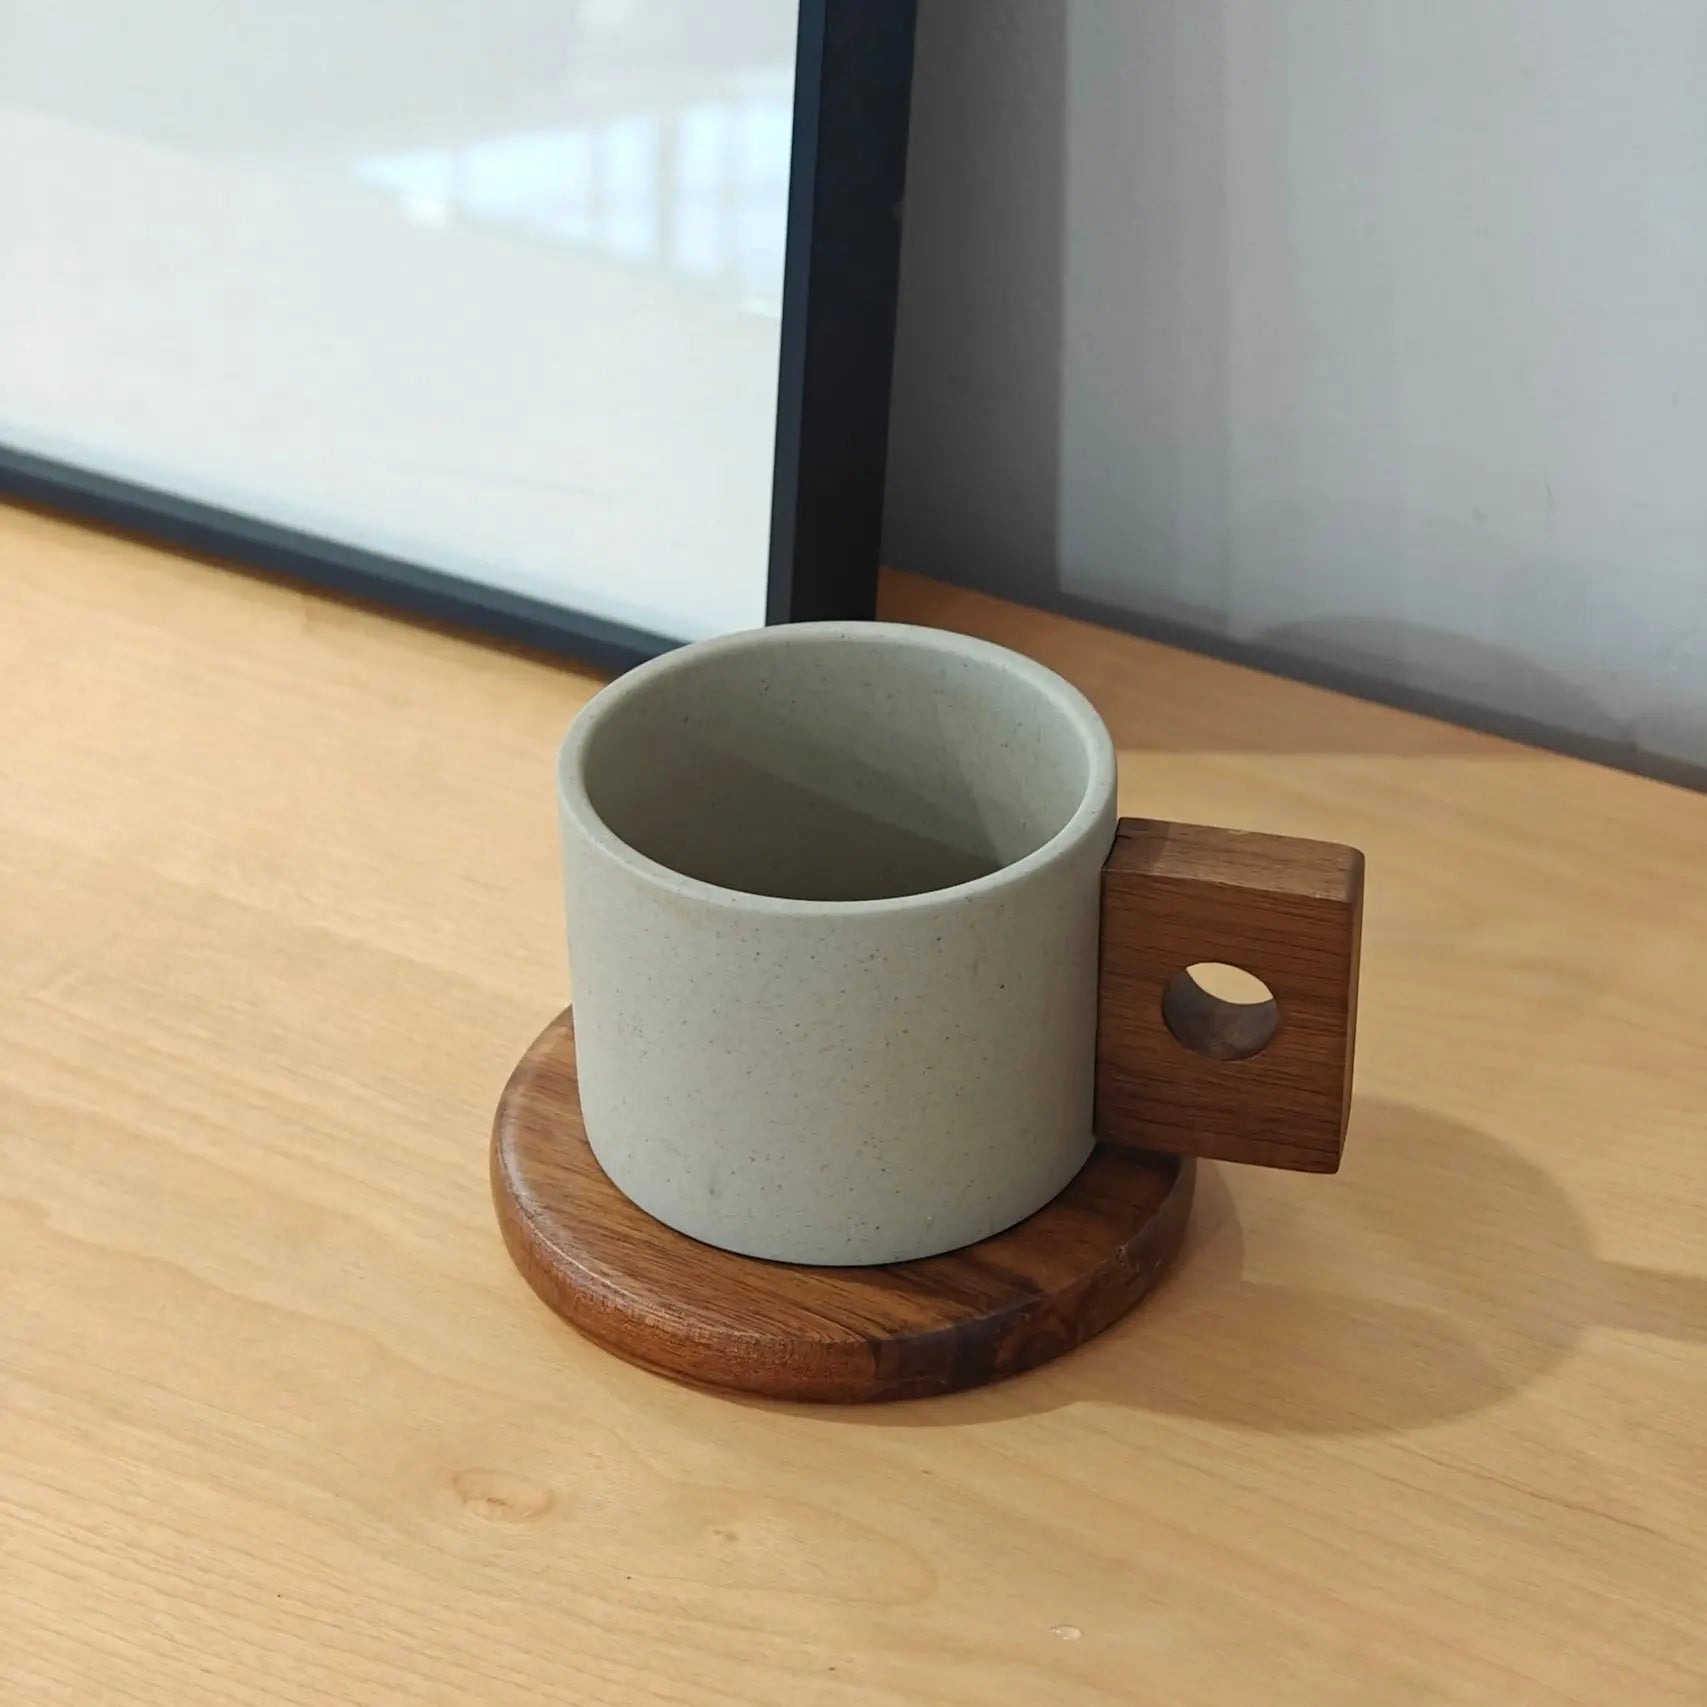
(556, 621, 1118, 1265)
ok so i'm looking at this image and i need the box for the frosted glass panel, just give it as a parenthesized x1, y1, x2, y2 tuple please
(0, 0, 801, 641)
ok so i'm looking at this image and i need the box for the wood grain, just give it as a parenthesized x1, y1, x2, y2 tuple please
(1096, 819, 1363, 1172)
(4, 501, 1706, 1707)
(493, 1009, 1193, 1403)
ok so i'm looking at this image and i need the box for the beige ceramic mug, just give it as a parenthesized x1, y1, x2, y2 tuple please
(557, 621, 1362, 1265)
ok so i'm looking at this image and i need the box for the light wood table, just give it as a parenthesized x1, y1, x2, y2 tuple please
(4, 503, 1703, 1706)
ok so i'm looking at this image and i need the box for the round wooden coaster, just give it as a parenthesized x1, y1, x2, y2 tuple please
(491, 1008, 1194, 1403)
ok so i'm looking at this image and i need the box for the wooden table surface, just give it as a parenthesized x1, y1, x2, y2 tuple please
(3, 503, 1704, 1706)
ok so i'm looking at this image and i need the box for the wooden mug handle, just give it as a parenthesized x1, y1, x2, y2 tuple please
(1095, 819, 1364, 1173)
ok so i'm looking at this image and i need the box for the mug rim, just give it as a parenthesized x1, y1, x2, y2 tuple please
(557, 620, 1118, 917)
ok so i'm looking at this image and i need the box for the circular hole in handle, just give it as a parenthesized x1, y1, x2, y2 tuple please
(1161, 963, 1279, 1061)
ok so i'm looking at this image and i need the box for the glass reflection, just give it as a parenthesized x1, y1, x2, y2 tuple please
(352, 74, 790, 313)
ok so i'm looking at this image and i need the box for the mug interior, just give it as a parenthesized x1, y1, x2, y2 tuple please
(573, 628, 1101, 903)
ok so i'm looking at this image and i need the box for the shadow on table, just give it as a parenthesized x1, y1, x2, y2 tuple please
(774, 1097, 1705, 1436)
(888, 566, 1707, 787)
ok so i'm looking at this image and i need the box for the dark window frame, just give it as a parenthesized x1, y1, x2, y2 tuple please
(0, 0, 917, 673)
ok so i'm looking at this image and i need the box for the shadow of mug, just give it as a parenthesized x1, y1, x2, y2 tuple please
(779, 1098, 1704, 1435)
(1050, 1098, 1706, 1434)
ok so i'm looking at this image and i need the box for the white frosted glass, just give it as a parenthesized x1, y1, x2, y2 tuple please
(0, 0, 799, 641)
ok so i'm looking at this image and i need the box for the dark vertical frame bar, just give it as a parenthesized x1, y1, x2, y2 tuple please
(769, 0, 917, 624)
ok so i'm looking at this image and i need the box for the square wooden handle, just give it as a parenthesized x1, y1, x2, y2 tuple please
(1095, 819, 1365, 1173)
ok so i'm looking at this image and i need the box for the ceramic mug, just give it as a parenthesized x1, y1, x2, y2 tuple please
(557, 621, 1362, 1265)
